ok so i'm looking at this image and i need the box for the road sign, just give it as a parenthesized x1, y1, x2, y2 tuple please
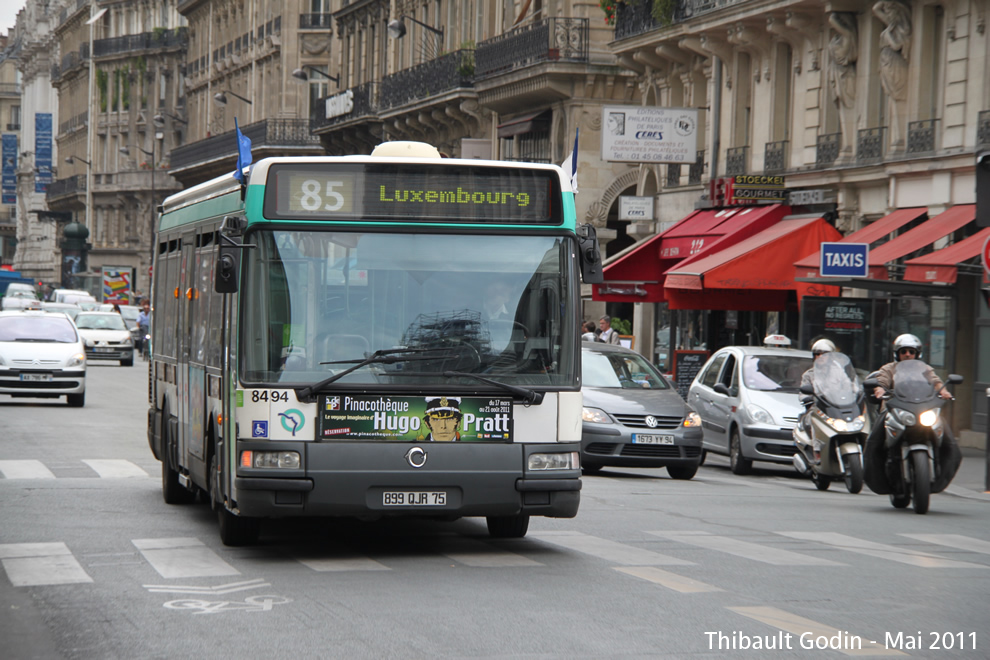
(820, 242, 868, 278)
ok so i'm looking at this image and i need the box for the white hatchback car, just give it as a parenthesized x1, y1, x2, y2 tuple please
(0, 310, 87, 406)
(687, 345, 813, 474)
(73, 311, 135, 366)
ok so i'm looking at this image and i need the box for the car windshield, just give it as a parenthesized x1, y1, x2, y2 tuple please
(742, 354, 812, 392)
(75, 313, 128, 331)
(0, 315, 78, 342)
(238, 229, 578, 387)
(583, 350, 669, 389)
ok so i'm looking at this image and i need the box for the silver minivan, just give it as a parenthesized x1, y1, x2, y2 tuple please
(687, 346, 813, 474)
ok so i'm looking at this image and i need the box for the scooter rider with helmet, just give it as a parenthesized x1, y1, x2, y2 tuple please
(872, 334, 951, 401)
(799, 339, 838, 463)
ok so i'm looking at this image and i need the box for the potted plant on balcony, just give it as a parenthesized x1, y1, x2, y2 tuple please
(599, 0, 675, 27)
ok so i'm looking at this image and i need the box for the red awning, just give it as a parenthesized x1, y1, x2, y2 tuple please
(903, 226, 990, 284)
(496, 110, 551, 138)
(793, 207, 927, 277)
(866, 204, 976, 279)
(664, 217, 843, 310)
(594, 204, 790, 303)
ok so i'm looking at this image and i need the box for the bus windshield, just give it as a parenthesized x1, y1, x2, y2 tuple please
(239, 229, 577, 387)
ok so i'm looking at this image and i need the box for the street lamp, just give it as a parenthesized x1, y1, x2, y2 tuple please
(64, 155, 92, 166)
(213, 90, 253, 106)
(387, 15, 444, 59)
(153, 111, 187, 127)
(291, 65, 340, 87)
(119, 140, 159, 266)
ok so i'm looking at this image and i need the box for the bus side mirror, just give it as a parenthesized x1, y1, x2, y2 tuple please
(215, 238, 241, 294)
(577, 223, 603, 284)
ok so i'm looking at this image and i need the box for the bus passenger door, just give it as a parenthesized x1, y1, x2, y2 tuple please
(176, 235, 196, 468)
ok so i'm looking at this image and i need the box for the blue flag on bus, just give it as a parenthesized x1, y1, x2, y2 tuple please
(233, 118, 252, 183)
(560, 127, 578, 193)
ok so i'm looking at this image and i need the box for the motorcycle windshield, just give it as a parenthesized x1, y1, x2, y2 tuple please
(892, 360, 937, 402)
(812, 352, 860, 406)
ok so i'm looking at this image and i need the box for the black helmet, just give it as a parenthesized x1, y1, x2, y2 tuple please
(893, 334, 922, 360)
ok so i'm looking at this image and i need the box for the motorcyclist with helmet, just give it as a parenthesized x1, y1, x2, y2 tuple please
(799, 339, 838, 464)
(872, 334, 952, 401)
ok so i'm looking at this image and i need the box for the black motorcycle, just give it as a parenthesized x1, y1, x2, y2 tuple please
(864, 362, 963, 514)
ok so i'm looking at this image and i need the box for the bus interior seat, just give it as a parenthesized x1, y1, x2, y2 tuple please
(318, 333, 371, 364)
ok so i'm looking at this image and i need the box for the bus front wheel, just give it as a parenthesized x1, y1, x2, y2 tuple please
(209, 452, 260, 546)
(486, 514, 530, 538)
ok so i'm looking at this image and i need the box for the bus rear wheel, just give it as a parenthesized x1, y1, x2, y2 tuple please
(486, 514, 530, 538)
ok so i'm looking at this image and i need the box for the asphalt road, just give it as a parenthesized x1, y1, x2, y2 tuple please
(1, 360, 989, 659)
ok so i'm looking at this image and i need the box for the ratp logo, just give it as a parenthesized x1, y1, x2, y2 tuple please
(278, 409, 305, 436)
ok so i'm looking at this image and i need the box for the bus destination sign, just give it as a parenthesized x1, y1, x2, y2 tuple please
(266, 164, 561, 225)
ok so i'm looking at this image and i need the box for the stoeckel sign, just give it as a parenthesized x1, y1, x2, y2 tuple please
(820, 242, 868, 277)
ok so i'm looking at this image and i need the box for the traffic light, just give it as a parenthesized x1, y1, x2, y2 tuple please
(978, 150, 990, 227)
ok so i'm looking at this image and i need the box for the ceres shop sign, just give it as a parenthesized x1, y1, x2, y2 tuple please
(325, 90, 354, 119)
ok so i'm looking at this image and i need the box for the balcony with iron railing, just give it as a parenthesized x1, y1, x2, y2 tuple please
(310, 81, 380, 134)
(815, 133, 840, 168)
(475, 17, 588, 78)
(299, 14, 333, 29)
(666, 163, 681, 187)
(689, 151, 705, 184)
(906, 119, 938, 155)
(0, 82, 21, 96)
(764, 140, 788, 174)
(976, 110, 990, 148)
(45, 175, 87, 202)
(169, 118, 321, 172)
(857, 127, 886, 164)
(380, 50, 474, 111)
(726, 146, 748, 176)
(92, 28, 189, 58)
(613, 0, 750, 41)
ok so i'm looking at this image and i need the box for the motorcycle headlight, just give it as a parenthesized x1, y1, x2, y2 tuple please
(919, 409, 939, 427)
(683, 412, 702, 427)
(746, 404, 774, 425)
(892, 408, 917, 427)
(582, 407, 612, 424)
(826, 415, 864, 433)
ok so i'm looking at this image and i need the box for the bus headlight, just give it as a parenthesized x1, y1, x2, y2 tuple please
(241, 450, 301, 469)
(919, 409, 939, 427)
(528, 451, 579, 471)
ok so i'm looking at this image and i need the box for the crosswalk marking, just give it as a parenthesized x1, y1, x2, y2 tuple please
(727, 606, 906, 656)
(614, 566, 722, 593)
(82, 459, 148, 478)
(132, 537, 240, 578)
(295, 555, 391, 572)
(0, 460, 56, 479)
(900, 533, 990, 556)
(648, 531, 845, 566)
(441, 538, 542, 567)
(529, 531, 693, 566)
(0, 542, 93, 587)
(778, 532, 989, 569)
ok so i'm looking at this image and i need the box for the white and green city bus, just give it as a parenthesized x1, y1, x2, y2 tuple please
(147, 141, 603, 545)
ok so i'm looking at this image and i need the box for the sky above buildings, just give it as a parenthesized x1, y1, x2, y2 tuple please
(1, 2, 24, 36)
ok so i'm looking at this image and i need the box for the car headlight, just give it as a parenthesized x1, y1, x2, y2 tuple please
(582, 407, 612, 424)
(67, 353, 86, 368)
(919, 409, 939, 427)
(85, 339, 95, 347)
(683, 412, 702, 427)
(891, 408, 917, 427)
(746, 404, 774, 425)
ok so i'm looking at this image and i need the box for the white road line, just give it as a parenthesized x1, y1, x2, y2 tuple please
(0, 542, 93, 587)
(614, 566, 722, 593)
(441, 539, 542, 567)
(133, 537, 240, 578)
(648, 531, 845, 566)
(294, 555, 391, 572)
(529, 531, 693, 566)
(82, 459, 148, 478)
(0, 460, 57, 479)
(900, 533, 990, 556)
(778, 532, 988, 569)
(727, 606, 907, 656)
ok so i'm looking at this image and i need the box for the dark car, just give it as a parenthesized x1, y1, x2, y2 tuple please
(580, 342, 704, 479)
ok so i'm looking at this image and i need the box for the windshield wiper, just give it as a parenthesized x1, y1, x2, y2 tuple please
(442, 371, 544, 404)
(294, 348, 452, 401)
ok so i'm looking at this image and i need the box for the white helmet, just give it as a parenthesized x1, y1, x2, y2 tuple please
(810, 339, 836, 356)
(893, 333, 923, 360)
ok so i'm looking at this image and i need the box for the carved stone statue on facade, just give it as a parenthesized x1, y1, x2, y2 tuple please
(827, 12, 858, 159)
(873, 0, 912, 150)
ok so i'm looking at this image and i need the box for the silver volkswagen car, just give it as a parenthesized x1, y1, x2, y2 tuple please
(581, 343, 703, 479)
(687, 345, 813, 474)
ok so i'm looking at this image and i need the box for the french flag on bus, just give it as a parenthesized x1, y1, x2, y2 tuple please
(233, 117, 253, 183)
